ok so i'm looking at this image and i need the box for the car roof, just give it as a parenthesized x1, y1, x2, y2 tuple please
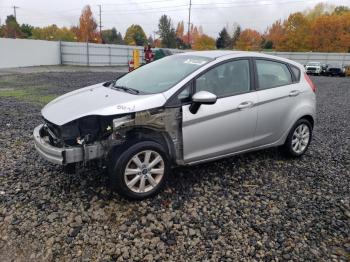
(177, 50, 303, 68)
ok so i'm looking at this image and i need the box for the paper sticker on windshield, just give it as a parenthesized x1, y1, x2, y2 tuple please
(184, 59, 207, 66)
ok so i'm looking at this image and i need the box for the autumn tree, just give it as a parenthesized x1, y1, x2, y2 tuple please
(158, 15, 177, 48)
(175, 21, 190, 49)
(216, 27, 231, 49)
(310, 13, 350, 52)
(266, 20, 284, 49)
(236, 29, 262, 51)
(193, 34, 216, 50)
(279, 12, 310, 51)
(176, 21, 185, 39)
(3, 15, 21, 38)
(32, 25, 76, 41)
(304, 3, 334, 20)
(124, 24, 147, 46)
(77, 5, 100, 43)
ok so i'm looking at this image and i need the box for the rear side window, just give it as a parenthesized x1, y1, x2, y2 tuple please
(256, 60, 292, 90)
(290, 65, 301, 82)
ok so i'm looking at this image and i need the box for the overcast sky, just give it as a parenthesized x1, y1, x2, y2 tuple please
(1, 0, 349, 38)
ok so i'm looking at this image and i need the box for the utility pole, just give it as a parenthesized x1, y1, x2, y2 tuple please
(187, 0, 192, 47)
(98, 5, 102, 37)
(13, 6, 19, 19)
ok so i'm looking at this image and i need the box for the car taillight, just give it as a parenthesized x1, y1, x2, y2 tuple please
(304, 72, 316, 93)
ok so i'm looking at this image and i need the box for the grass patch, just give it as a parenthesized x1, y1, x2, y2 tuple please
(0, 89, 57, 105)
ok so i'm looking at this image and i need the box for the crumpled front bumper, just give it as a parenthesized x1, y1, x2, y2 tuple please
(33, 124, 105, 165)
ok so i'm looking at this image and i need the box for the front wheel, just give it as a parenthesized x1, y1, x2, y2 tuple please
(283, 119, 312, 157)
(108, 141, 169, 200)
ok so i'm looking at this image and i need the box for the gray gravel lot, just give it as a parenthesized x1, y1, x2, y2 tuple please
(0, 71, 349, 261)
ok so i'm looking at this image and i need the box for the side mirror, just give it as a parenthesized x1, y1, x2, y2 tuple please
(189, 91, 217, 114)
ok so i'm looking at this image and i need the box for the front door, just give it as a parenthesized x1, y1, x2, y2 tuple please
(182, 59, 258, 163)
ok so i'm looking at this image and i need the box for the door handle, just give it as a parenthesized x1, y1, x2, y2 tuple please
(289, 90, 300, 97)
(237, 101, 254, 110)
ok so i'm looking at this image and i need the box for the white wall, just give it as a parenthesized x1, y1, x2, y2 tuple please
(0, 38, 60, 69)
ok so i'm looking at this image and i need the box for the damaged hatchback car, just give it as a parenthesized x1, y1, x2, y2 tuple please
(34, 51, 316, 199)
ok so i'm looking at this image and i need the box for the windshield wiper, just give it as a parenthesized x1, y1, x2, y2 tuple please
(113, 85, 139, 95)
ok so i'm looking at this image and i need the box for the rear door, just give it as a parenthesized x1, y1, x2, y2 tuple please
(253, 58, 296, 146)
(182, 59, 258, 163)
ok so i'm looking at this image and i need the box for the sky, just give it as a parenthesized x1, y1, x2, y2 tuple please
(0, 0, 349, 38)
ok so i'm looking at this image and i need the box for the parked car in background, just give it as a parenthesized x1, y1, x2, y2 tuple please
(33, 51, 316, 199)
(325, 64, 346, 77)
(305, 62, 322, 75)
(321, 64, 328, 75)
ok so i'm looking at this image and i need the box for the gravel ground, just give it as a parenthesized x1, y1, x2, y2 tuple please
(0, 72, 349, 261)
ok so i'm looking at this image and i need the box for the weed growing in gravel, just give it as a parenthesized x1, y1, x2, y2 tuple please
(0, 89, 57, 105)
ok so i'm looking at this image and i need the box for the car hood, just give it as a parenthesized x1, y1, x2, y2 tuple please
(41, 83, 167, 126)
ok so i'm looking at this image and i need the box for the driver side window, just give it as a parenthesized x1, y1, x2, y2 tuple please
(195, 59, 251, 97)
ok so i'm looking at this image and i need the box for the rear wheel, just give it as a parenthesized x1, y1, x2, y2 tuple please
(283, 119, 312, 157)
(108, 141, 169, 200)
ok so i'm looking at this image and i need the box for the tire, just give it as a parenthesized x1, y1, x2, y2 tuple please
(283, 119, 312, 157)
(108, 140, 169, 200)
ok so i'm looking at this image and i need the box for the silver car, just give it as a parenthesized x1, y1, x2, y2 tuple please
(33, 51, 316, 199)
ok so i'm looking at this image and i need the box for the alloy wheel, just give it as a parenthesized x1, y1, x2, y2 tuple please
(291, 123, 310, 154)
(124, 150, 165, 193)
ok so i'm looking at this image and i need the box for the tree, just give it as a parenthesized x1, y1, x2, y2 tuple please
(3, 15, 21, 38)
(262, 39, 273, 50)
(216, 27, 231, 49)
(236, 29, 263, 51)
(266, 20, 284, 49)
(304, 3, 334, 21)
(176, 37, 189, 49)
(148, 35, 154, 46)
(158, 15, 176, 48)
(102, 27, 124, 44)
(176, 21, 185, 39)
(32, 25, 76, 41)
(124, 24, 147, 46)
(279, 12, 310, 51)
(193, 34, 216, 50)
(20, 24, 34, 38)
(333, 6, 350, 15)
(77, 5, 100, 43)
(231, 25, 241, 48)
(310, 14, 350, 52)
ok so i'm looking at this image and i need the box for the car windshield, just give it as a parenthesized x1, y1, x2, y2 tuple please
(307, 62, 321, 66)
(114, 55, 212, 94)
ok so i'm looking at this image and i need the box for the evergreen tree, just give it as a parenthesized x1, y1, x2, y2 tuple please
(20, 24, 34, 38)
(158, 15, 177, 48)
(232, 25, 241, 48)
(216, 27, 231, 49)
(3, 15, 21, 38)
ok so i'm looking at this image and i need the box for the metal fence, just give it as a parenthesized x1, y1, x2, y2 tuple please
(263, 51, 350, 66)
(59, 41, 350, 67)
(60, 41, 183, 66)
